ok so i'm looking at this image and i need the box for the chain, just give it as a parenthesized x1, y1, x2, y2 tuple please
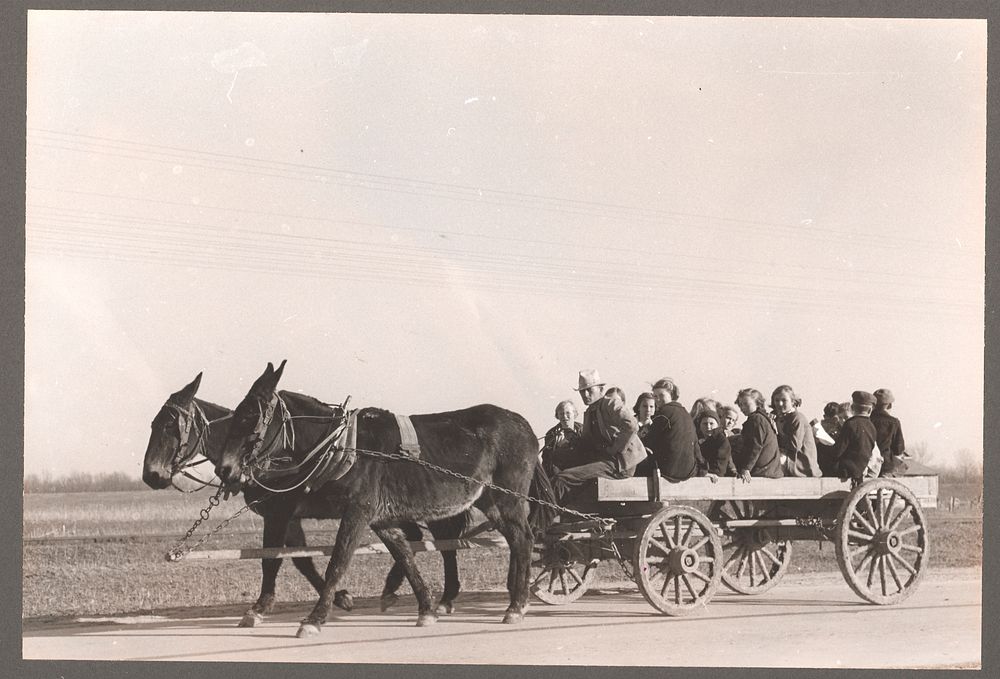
(607, 535, 634, 580)
(350, 447, 611, 527)
(165, 488, 275, 562)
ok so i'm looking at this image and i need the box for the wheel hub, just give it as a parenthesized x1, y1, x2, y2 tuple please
(873, 530, 902, 555)
(668, 547, 700, 574)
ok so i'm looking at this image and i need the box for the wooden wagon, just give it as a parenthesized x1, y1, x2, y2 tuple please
(529, 475, 936, 615)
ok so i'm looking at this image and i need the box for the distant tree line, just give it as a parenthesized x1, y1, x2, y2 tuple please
(24, 471, 149, 493)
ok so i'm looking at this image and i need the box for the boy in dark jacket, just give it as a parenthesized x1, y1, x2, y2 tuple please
(871, 388, 908, 477)
(635, 377, 704, 480)
(734, 388, 783, 481)
(694, 410, 735, 476)
(832, 391, 879, 484)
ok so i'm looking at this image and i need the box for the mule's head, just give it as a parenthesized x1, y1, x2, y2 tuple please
(215, 360, 287, 489)
(142, 373, 203, 489)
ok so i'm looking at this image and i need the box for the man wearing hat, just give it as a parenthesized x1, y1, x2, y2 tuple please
(551, 369, 647, 500)
(831, 390, 880, 485)
(871, 388, 908, 477)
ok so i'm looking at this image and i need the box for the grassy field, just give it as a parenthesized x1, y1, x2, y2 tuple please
(22, 484, 982, 620)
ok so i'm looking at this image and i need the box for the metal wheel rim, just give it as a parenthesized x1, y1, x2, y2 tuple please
(632, 505, 722, 616)
(834, 478, 929, 605)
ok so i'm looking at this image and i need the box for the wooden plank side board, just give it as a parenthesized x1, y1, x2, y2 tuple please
(596, 475, 938, 506)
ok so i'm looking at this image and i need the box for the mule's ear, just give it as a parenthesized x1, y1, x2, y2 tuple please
(264, 362, 275, 375)
(273, 359, 287, 382)
(176, 372, 202, 402)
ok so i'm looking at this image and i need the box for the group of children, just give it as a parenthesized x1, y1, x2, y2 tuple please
(541, 374, 908, 491)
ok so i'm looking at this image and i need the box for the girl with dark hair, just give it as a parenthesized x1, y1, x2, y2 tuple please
(771, 385, 820, 477)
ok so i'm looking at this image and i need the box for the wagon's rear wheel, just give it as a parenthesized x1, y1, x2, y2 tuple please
(709, 500, 792, 595)
(529, 540, 597, 605)
(835, 478, 929, 605)
(633, 505, 722, 615)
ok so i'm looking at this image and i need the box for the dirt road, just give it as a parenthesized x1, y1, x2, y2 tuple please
(23, 568, 981, 668)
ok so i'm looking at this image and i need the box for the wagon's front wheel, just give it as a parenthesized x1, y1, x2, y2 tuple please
(633, 505, 722, 615)
(529, 540, 597, 605)
(835, 478, 929, 605)
(709, 500, 792, 595)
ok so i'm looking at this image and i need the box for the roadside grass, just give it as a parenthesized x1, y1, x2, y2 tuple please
(22, 484, 982, 620)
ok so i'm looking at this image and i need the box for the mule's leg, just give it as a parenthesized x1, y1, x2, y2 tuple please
(286, 518, 353, 611)
(372, 523, 437, 626)
(297, 506, 373, 638)
(380, 522, 422, 611)
(482, 495, 533, 624)
(239, 510, 291, 627)
(428, 514, 466, 614)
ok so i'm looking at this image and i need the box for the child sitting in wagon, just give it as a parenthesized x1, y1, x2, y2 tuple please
(832, 390, 883, 485)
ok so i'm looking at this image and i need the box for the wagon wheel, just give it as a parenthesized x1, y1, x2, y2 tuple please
(835, 478, 929, 605)
(632, 505, 722, 615)
(529, 540, 597, 605)
(709, 500, 792, 595)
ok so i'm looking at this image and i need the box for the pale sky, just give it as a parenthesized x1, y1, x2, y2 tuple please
(24, 12, 986, 476)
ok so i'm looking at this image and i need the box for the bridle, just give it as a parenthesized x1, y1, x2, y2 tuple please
(237, 391, 354, 493)
(158, 399, 232, 491)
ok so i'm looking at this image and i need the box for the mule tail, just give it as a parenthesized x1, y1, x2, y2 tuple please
(527, 460, 559, 538)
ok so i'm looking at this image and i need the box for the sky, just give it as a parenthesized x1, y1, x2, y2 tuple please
(24, 12, 986, 477)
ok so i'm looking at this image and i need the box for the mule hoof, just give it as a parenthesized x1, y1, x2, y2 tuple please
(238, 611, 263, 628)
(380, 592, 399, 612)
(502, 611, 524, 625)
(334, 590, 354, 612)
(416, 612, 438, 627)
(296, 622, 322, 638)
(435, 601, 455, 615)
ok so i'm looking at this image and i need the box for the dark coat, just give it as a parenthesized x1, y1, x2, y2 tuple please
(736, 410, 782, 478)
(581, 395, 648, 472)
(871, 409, 908, 476)
(644, 401, 703, 481)
(832, 415, 878, 481)
(699, 431, 733, 476)
(540, 421, 583, 476)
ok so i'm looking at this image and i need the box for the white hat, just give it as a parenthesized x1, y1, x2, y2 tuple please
(575, 369, 605, 392)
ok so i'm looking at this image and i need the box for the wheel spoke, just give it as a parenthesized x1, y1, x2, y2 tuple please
(849, 543, 872, 561)
(567, 566, 584, 587)
(674, 516, 682, 548)
(689, 536, 710, 553)
(754, 551, 772, 581)
(674, 574, 681, 604)
(682, 574, 698, 600)
(546, 569, 557, 592)
(760, 545, 782, 567)
(659, 571, 673, 598)
(875, 488, 885, 528)
(531, 568, 550, 588)
(866, 552, 879, 588)
(856, 545, 876, 573)
(878, 555, 888, 595)
(899, 543, 924, 554)
(647, 537, 671, 557)
(747, 547, 756, 586)
(735, 547, 750, 578)
(897, 524, 924, 538)
(886, 505, 913, 532)
(882, 490, 898, 527)
(732, 501, 745, 520)
(680, 518, 695, 547)
(558, 569, 569, 595)
(851, 509, 877, 535)
(888, 551, 918, 576)
(848, 529, 875, 543)
(724, 545, 744, 567)
(660, 523, 676, 549)
(862, 496, 879, 532)
(885, 553, 904, 592)
(689, 568, 711, 584)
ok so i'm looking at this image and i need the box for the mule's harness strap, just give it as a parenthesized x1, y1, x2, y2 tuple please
(393, 413, 422, 459)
